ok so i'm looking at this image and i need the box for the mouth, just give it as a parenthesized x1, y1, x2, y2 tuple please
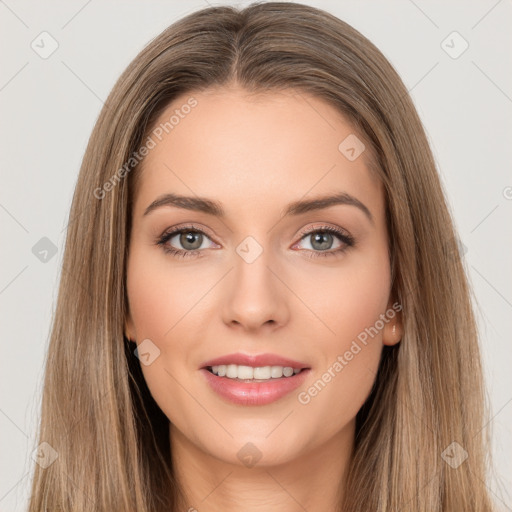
(200, 362, 311, 406)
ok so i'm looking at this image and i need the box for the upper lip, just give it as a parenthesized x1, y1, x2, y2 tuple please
(200, 353, 310, 369)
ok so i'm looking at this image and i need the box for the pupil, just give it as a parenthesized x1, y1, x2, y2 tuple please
(312, 232, 332, 251)
(180, 231, 202, 250)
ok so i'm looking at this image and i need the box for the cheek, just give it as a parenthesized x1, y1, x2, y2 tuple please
(292, 247, 390, 423)
(293, 244, 391, 349)
(126, 245, 211, 340)
(125, 244, 219, 381)
(126, 264, 174, 340)
(125, 249, 200, 421)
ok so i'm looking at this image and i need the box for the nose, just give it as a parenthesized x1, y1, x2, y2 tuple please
(221, 244, 290, 332)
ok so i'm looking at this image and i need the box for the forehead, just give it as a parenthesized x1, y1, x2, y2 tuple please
(132, 86, 384, 221)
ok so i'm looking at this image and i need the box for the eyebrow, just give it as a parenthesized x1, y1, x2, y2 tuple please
(143, 192, 374, 224)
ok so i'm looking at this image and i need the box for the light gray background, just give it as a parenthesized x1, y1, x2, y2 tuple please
(1, 1, 511, 510)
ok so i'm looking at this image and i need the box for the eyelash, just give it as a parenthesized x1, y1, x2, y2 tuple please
(155, 223, 355, 260)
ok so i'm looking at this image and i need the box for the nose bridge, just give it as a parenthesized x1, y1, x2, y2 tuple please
(221, 234, 289, 330)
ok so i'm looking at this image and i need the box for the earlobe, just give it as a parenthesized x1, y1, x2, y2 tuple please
(381, 296, 403, 346)
(383, 320, 402, 346)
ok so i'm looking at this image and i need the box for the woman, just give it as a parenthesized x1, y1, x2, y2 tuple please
(28, 2, 494, 511)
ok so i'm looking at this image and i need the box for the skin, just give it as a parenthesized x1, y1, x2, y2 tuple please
(125, 84, 402, 511)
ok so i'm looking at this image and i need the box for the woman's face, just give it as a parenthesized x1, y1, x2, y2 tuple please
(125, 85, 401, 467)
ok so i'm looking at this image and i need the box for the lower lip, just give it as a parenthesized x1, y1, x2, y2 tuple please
(200, 368, 311, 406)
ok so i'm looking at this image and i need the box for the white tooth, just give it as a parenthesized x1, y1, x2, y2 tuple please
(213, 364, 302, 379)
(271, 366, 283, 378)
(237, 365, 254, 379)
(253, 366, 272, 379)
(226, 364, 238, 378)
(283, 367, 294, 377)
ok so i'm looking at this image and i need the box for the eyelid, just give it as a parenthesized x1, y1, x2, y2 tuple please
(158, 223, 219, 244)
(294, 223, 352, 240)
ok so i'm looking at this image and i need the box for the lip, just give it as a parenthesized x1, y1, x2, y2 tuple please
(200, 367, 311, 406)
(200, 352, 310, 370)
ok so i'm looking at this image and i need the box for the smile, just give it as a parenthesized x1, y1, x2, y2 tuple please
(201, 366, 311, 406)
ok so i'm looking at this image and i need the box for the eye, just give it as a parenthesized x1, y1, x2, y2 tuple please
(292, 225, 355, 258)
(156, 223, 355, 259)
(156, 224, 218, 258)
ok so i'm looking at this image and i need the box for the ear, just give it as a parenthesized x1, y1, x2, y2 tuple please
(382, 298, 403, 346)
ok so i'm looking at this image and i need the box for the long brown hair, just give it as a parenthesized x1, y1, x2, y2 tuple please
(28, 2, 494, 510)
